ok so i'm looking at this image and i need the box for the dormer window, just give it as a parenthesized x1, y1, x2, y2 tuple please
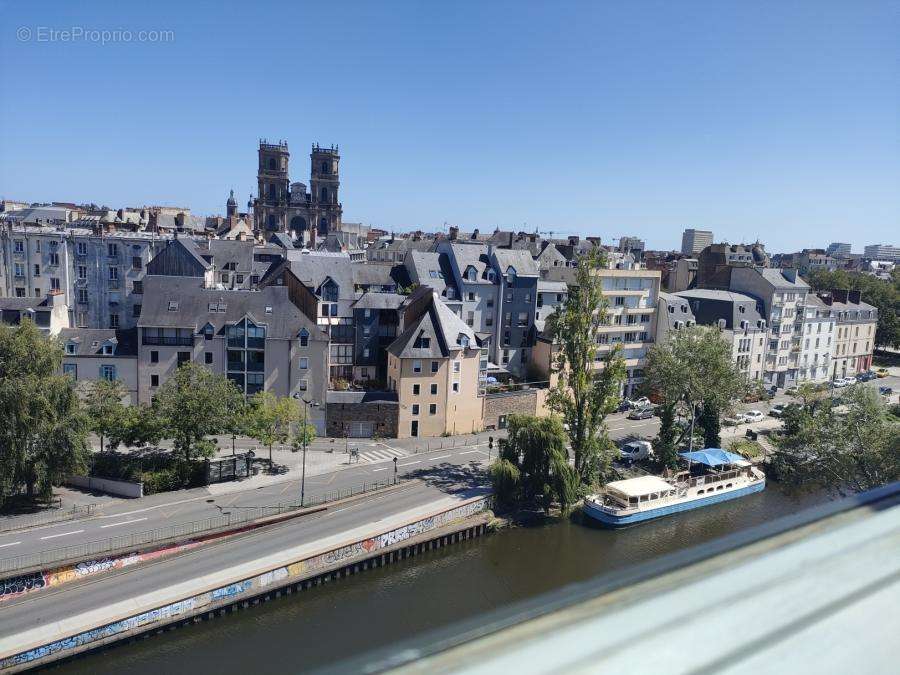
(466, 266, 477, 282)
(414, 336, 431, 349)
(299, 328, 309, 347)
(65, 343, 77, 355)
(101, 345, 114, 355)
(202, 323, 215, 339)
(486, 270, 496, 282)
(506, 267, 516, 284)
(265, 306, 273, 314)
(458, 334, 470, 348)
(168, 300, 179, 311)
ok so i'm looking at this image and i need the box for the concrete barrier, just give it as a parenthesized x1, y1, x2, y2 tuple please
(66, 475, 143, 499)
(0, 493, 492, 671)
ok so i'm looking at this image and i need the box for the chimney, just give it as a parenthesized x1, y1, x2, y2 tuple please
(448, 226, 458, 241)
(848, 290, 861, 305)
(832, 289, 849, 303)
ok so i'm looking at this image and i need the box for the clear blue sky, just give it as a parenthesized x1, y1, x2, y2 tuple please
(2, 1, 897, 252)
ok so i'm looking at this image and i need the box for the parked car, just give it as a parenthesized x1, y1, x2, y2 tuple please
(876, 368, 889, 378)
(629, 396, 651, 409)
(769, 403, 788, 417)
(857, 371, 877, 382)
(619, 440, 653, 463)
(879, 386, 894, 397)
(627, 407, 655, 420)
(742, 410, 765, 423)
(617, 400, 633, 413)
(832, 378, 852, 388)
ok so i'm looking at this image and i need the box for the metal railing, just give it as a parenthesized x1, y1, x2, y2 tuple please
(0, 504, 96, 534)
(0, 480, 393, 576)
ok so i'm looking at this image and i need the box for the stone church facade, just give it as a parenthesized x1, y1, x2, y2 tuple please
(252, 140, 343, 246)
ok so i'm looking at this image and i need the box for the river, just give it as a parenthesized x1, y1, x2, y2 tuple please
(52, 483, 827, 674)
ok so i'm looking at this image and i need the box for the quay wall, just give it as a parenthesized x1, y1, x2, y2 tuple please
(0, 494, 493, 672)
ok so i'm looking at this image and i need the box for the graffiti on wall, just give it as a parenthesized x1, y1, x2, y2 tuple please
(1, 496, 491, 668)
(0, 541, 201, 603)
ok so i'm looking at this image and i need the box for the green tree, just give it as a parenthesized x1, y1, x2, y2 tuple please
(546, 248, 626, 486)
(246, 392, 301, 465)
(645, 325, 746, 460)
(153, 363, 243, 461)
(114, 403, 167, 450)
(0, 322, 89, 504)
(771, 385, 900, 495)
(289, 422, 317, 453)
(490, 415, 578, 514)
(83, 379, 128, 453)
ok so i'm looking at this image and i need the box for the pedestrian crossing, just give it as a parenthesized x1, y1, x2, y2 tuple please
(354, 446, 409, 464)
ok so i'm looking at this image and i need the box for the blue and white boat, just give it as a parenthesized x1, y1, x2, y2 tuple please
(583, 448, 765, 528)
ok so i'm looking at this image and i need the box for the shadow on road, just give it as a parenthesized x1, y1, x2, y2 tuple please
(405, 462, 490, 496)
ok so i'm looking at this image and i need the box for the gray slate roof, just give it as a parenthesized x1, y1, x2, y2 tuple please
(757, 268, 810, 290)
(352, 292, 406, 310)
(389, 289, 479, 358)
(59, 328, 138, 356)
(137, 276, 324, 339)
(448, 243, 494, 284)
(492, 248, 540, 277)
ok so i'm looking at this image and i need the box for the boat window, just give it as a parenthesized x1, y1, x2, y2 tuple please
(726, 483, 733, 488)
(697, 489, 704, 495)
(717, 485, 724, 491)
(629, 497, 638, 505)
(650, 493, 658, 501)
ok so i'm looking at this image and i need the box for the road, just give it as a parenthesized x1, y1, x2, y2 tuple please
(2, 374, 895, 565)
(0, 479, 489, 647)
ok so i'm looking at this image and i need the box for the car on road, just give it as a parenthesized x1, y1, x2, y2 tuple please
(619, 440, 653, 462)
(876, 368, 889, 378)
(769, 403, 798, 418)
(742, 410, 765, 423)
(627, 407, 655, 420)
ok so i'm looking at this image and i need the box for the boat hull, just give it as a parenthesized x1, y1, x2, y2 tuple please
(583, 480, 766, 528)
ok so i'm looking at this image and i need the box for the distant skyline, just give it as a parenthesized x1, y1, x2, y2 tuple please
(1, 1, 898, 252)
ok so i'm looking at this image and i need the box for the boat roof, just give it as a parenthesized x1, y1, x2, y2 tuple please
(606, 475, 674, 497)
(679, 448, 751, 467)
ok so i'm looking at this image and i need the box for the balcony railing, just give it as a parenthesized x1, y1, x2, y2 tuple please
(142, 336, 193, 346)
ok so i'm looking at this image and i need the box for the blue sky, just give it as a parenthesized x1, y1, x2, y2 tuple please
(1, 0, 897, 252)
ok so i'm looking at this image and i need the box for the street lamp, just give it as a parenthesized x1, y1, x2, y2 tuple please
(294, 394, 317, 507)
(393, 456, 398, 485)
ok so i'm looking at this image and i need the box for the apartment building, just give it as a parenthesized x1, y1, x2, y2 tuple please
(59, 327, 139, 403)
(0, 292, 69, 335)
(136, 276, 329, 414)
(386, 288, 486, 438)
(534, 264, 660, 398)
(0, 224, 169, 330)
(813, 290, 878, 378)
(727, 267, 809, 389)
(672, 289, 769, 382)
(795, 296, 836, 383)
(863, 244, 899, 262)
(491, 248, 539, 377)
(681, 229, 713, 255)
(433, 241, 498, 340)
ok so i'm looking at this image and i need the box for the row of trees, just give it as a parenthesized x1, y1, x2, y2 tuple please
(0, 321, 315, 508)
(85, 366, 316, 464)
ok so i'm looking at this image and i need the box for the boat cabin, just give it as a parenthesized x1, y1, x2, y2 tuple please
(603, 475, 677, 509)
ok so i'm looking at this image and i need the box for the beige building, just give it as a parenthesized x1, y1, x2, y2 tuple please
(533, 265, 661, 398)
(59, 328, 139, 403)
(815, 290, 878, 378)
(387, 288, 487, 438)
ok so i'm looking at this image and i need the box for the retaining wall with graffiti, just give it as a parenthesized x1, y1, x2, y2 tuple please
(0, 496, 491, 670)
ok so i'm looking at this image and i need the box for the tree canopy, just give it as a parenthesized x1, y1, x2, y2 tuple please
(0, 322, 88, 504)
(546, 248, 625, 486)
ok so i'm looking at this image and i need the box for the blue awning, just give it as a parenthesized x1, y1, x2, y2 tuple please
(679, 448, 748, 467)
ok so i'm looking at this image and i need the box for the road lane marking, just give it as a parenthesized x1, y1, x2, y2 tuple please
(0, 541, 21, 548)
(100, 517, 148, 529)
(398, 460, 421, 467)
(430, 454, 451, 460)
(459, 450, 482, 455)
(371, 468, 389, 472)
(40, 529, 84, 540)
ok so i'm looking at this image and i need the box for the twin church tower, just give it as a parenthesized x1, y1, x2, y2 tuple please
(240, 139, 343, 246)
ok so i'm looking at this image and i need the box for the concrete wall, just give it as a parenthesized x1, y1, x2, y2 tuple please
(66, 475, 143, 498)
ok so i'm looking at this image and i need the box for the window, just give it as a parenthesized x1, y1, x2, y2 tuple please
(413, 384, 421, 395)
(452, 382, 460, 393)
(429, 403, 437, 415)
(151, 374, 159, 387)
(453, 361, 461, 373)
(466, 267, 477, 282)
(299, 357, 309, 369)
(415, 336, 431, 349)
(505, 291, 513, 302)
(109, 314, 119, 329)
(150, 350, 159, 363)
(413, 360, 422, 373)
(100, 365, 117, 381)
(76, 241, 87, 256)
(107, 243, 118, 258)
(33, 264, 40, 277)
(412, 404, 420, 416)
(132, 256, 142, 270)
(13, 240, 24, 254)
(49, 253, 60, 267)
(430, 383, 438, 395)
(517, 312, 528, 327)
(205, 352, 213, 364)
(299, 329, 309, 347)
(63, 363, 77, 378)
(50, 277, 61, 291)
(65, 343, 77, 355)
(177, 351, 191, 365)
(132, 280, 143, 295)
(363, 348, 370, 358)
(13, 263, 24, 277)
(77, 265, 87, 280)
(431, 360, 439, 373)
(168, 300, 179, 311)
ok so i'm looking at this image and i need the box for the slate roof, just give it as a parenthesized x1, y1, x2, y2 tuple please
(268, 232, 295, 249)
(674, 289, 765, 329)
(58, 328, 138, 357)
(657, 292, 696, 332)
(352, 264, 396, 287)
(137, 276, 324, 339)
(492, 248, 540, 277)
(203, 239, 255, 270)
(757, 268, 810, 290)
(448, 243, 494, 284)
(352, 292, 406, 310)
(389, 289, 479, 358)
(283, 252, 354, 297)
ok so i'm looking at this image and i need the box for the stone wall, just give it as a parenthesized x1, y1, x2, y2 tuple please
(326, 401, 399, 438)
(483, 389, 540, 429)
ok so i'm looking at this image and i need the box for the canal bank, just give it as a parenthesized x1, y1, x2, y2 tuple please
(51, 482, 830, 675)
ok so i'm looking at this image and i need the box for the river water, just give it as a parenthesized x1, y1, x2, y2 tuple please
(54, 483, 827, 674)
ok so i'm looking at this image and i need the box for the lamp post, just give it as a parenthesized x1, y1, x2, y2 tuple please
(393, 456, 398, 485)
(294, 394, 316, 507)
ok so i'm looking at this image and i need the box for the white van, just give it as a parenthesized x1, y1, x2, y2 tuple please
(619, 440, 653, 463)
